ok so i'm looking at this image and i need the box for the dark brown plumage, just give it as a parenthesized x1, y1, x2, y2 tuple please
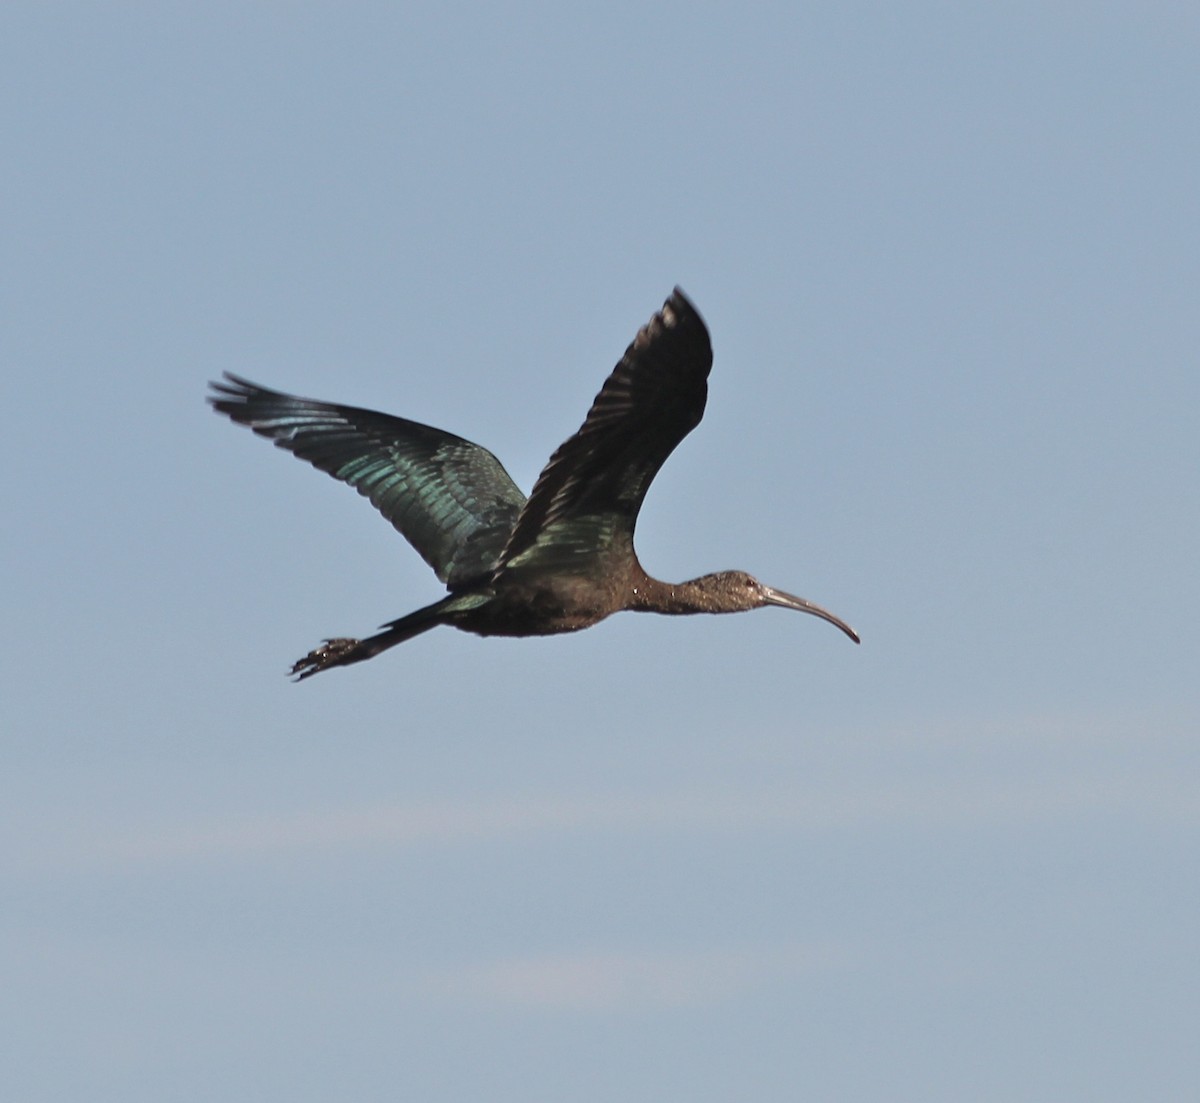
(209, 288, 858, 679)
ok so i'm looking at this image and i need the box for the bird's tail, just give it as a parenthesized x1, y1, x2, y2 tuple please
(289, 595, 462, 681)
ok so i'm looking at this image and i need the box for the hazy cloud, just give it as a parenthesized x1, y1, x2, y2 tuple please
(9, 712, 1195, 876)
(428, 942, 847, 1010)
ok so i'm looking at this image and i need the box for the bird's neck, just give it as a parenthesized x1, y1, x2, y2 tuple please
(627, 572, 711, 615)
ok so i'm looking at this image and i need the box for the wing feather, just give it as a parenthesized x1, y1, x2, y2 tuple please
(208, 374, 525, 588)
(498, 288, 712, 573)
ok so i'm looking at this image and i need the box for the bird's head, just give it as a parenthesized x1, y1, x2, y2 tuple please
(694, 570, 860, 642)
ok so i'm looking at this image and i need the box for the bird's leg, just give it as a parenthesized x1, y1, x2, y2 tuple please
(287, 597, 456, 680)
(289, 637, 366, 681)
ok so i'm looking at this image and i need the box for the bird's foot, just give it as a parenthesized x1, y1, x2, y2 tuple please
(289, 637, 362, 681)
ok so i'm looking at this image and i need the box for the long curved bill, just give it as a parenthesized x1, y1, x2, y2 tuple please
(762, 585, 860, 644)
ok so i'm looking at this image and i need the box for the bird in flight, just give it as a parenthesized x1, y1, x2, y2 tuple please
(210, 288, 859, 679)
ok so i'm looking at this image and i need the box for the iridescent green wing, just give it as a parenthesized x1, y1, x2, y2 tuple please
(210, 374, 525, 588)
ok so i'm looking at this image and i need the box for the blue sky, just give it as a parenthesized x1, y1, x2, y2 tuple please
(3, 3, 1198, 1100)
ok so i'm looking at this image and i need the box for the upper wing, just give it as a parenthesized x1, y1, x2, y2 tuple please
(208, 374, 525, 588)
(498, 288, 712, 574)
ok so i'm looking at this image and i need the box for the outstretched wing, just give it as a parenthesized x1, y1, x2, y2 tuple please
(498, 288, 712, 574)
(209, 374, 525, 588)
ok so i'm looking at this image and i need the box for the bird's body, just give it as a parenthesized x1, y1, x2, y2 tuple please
(209, 289, 858, 678)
